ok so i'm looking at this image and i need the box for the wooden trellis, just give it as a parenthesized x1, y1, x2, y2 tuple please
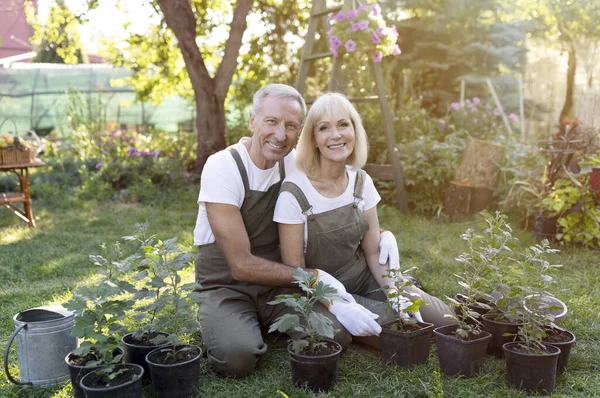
(295, 0, 409, 213)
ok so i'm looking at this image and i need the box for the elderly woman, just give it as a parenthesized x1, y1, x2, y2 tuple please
(273, 93, 454, 332)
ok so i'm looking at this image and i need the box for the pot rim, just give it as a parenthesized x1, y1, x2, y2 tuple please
(502, 341, 561, 357)
(65, 347, 124, 369)
(433, 324, 492, 344)
(523, 295, 567, 320)
(381, 320, 435, 337)
(286, 339, 342, 359)
(481, 313, 523, 326)
(145, 344, 203, 368)
(543, 328, 576, 345)
(122, 331, 171, 348)
(79, 363, 144, 392)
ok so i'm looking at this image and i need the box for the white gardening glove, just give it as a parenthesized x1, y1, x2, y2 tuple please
(314, 269, 355, 303)
(391, 298, 424, 323)
(329, 301, 382, 336)
(314, 269, 381, 336)
(379, 230, 400, 270)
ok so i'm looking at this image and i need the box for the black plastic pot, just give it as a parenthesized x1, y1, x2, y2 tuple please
(534, 213, 558, 241)
(380, 321, 434, 368)
(122, 332, 169, 381)
(544, 329, 576, 374)
(481, 313, 522, 358)
(503, 342, 560, 395)
(79, 363, 143, 398)
(145, 344, 202, 398)
(65, 348, 124, 398)
(433, 324, 491, 377)
(288, 340, 342, 393)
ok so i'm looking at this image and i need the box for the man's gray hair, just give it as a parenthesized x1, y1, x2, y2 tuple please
(251, 84, 307, 119)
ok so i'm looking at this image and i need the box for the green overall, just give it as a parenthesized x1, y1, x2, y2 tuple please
(195, 148, 349, 377)
(280, 169, 454, 329)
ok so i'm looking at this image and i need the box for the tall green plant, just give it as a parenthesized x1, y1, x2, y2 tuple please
(124, 222, 201, 350)
(65, 242, 136, 366)
(268, 268, 338, 354)
(508, 240, 563, 353)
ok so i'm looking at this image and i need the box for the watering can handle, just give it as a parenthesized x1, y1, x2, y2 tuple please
(3, 323, 32, 385)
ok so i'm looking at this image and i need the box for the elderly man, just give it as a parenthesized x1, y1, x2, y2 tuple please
(193, 84, 399, 377)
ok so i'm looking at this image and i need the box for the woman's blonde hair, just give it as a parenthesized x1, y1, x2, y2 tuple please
(296, 92, 369, 177)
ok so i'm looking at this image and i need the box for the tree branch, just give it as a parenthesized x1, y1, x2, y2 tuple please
(156, 0, 214, 95)
(214, 0, 253, 100)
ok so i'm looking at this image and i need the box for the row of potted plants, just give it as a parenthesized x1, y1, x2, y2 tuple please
(269, 212, 574, 395)
(441, 212, 574, 395)
(64, 222, 202, 398)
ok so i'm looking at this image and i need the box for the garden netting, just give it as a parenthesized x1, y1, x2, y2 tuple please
(0, 63, 195, 136)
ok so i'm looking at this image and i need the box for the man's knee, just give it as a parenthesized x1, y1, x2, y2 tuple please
(332, 327, 351, 350)
(204, 332, 268, 377)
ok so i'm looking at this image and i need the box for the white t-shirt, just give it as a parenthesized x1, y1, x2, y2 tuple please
(193, 137, 297, 246)
(273, 166, 381, 251)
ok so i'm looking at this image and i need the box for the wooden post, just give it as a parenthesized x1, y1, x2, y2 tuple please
(372, 61, 409, 213)
(296, 0, 326, 95)
(486, 78, 514, 137)
(460, 80, 465, 107)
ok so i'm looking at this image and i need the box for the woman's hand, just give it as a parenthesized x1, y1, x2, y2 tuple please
(379, 230, 400, 270)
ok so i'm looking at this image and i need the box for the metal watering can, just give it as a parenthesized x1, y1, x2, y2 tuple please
(4, 305, 77, 386)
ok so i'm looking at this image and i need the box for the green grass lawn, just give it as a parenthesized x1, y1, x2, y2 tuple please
(1, 188, 599, 397)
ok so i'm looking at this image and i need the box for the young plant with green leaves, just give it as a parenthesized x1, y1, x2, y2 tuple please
(268, 268, 339, 354)
(446, 212, 519, 337)
(509, 240, 563, 353)
(383, 267, 426, 331)
(124, 221, 202, 355)
(65, 241, 137, 366)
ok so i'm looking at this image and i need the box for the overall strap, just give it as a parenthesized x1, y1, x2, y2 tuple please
(228, 148, 251, 199)
(280, 182, 313, 215)
(279, 158, 286, 180)
(353, 169, 366, 201)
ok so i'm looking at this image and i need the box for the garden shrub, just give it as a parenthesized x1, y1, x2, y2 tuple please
(25, 126, 190, 207)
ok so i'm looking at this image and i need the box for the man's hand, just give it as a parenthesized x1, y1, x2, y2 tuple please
(379, 230, 399, 270)
(329, 301, 382, 336)
(314, 269, 349, 298)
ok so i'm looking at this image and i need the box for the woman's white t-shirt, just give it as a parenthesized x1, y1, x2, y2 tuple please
(273, 166, 381, 252)
(193, 137, 296, 246)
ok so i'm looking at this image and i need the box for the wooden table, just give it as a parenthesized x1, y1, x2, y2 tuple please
(0, 160, 45, 227)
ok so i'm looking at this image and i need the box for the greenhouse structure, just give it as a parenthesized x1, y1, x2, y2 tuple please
(0, 63, 195, 137)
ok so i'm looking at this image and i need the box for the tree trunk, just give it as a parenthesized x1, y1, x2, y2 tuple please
(559, 41, 577, 133)
(156, 0, 253, 173)
(194, 92, 226, 174)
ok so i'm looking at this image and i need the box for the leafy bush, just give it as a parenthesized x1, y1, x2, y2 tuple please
(124, 221, 201, 347)
(268, 268, 338, 354)
(400, 133, 465, 215)
(445, 98, 513, 141)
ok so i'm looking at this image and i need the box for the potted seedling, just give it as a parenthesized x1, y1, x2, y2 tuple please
(379, 267, 433, 368)
(268, 267, 343, 393)
(453, 212, 519, 321)
(64, 242, 139, 398)
(130, 224, 203, 398)
(435, 215, 510, 377)
(453, 212, 527, 358)
(120, 222, 171, 379)
(503, 240, 567, 395)
(79, 363, 144, 398)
